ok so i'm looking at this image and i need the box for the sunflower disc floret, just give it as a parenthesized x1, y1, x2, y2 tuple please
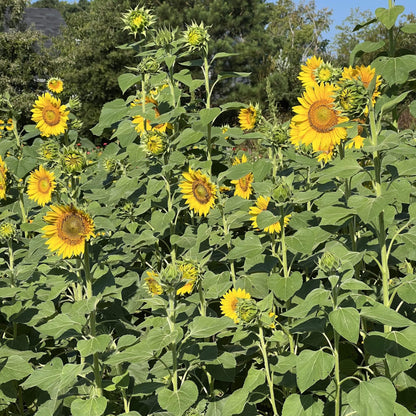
(42, 204, 95, 258)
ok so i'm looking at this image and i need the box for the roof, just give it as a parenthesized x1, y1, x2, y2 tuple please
(23, 7, 66, 38)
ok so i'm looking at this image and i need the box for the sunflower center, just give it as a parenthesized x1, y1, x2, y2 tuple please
(38, 177, 51, 193)
(239, 176, 249, 192)
(231, 298, 238, 311)
(61, 214, 86, 241)
(308, 101, 338, 133)
(42, 105, 60, 126)
(192, 182, 211, 204)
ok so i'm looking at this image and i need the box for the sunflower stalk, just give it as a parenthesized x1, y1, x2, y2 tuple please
(167, 290, 179, 392)
(280, 207, 289, 279)
(331, 275, 342, 416)
(368, 106, 391, 333)
(17, 186, 28, 237)
(202, 53, 213, 168)
(220, 204, 237, 287)
(258, 325, 280, 416)
(83, 242, 103, 397)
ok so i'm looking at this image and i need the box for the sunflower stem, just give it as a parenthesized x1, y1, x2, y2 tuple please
(258, 325, 279, 416)
(167, 291, 178, 392)
(202, 53, 213, 170)
(83, 243, 103, 397)
(280, 207, 289, 279)
(369, 106, 391, 333)
(18, 186, 28, 238)
(221, 205, 237, 287)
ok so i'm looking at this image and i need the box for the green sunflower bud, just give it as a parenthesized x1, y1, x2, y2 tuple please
(103, 158, 118, 173)
(141, 131, 166, 155)
(154, 26, 178, 49)
(183, 22, 210, 51)
(121, 6, 155, 38)
(314, 62, 341, 85)
(334, 79, 369, 119)
(0, 221, 16, 241)
(236, 298, 259, 325)
(61, 146, 86, 173)
(138, 56, 160, 74)
(68, 95, 82, 112)
(39, 139, 60, 162)
(319, 251, 341, 274)
(273, 183, 291, 203)
(161, 264, 180, 285)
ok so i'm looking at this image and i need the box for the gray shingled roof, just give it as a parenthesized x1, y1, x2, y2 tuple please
(23, 7, 66, 38)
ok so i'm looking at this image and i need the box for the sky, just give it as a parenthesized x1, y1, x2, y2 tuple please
(292, 0, 416, 42)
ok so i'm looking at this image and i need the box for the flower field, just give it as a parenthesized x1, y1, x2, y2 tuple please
(1, 3, 416, 415)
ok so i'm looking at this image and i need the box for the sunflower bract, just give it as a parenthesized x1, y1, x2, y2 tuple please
(220, 288, 251, 324)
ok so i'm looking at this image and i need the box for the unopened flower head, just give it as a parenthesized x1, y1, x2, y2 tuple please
(39, 139, 60, 161)
(122, 6, 155, 38)
(314, 62, 341, 85)
(68, 95, 82, 112)
(154, 25, 178, 49)
(141, 131, 166, 155)
(236, 298, 259, 325)
(334, 79, 369, 119)
(0, 221, 16, 241)
(61, 146, 86, 173)
(319, 251, 341, 274)
(183, 22, 210, 51)
(138, 56, 160, 74)
(273, 183, 292, 203)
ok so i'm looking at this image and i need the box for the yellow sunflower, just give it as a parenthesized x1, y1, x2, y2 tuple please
(31, 93, 69, 137)
(340, 65, 382, 106)
(0, 120, 4, 130)
(230, 154, 253, 199)
(143, 133, 165, 155)
(220, 288, 251, 324)
(176, 263, 198, 296)
(298, 56, 323, 87)
(42, 204, 95, 258)
(239, 105, 258, 131)
(249, 196, 291, 233)
(0, 156, 7, 200)
(144, 270, 163, 296)
(179, 168, 217, 216)
(27, 165, 56, 206)
(290, 83, 348, 153)
(6, 118, 14, 131)
(47, 77, 64, 94)
(131, 97, 171, 135)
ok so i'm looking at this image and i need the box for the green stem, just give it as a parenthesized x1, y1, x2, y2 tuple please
(280, 207, 289, 278)
(8, 239, 15, 287)
(334, 331, 341, 416)
(167, 292, 178, 392)
(258, 325, 279, 416)
(198, 282, 206, 317)
(84, 243, 103, 397)
(203, 54, 213, 169)
(221, 206, 236, 287)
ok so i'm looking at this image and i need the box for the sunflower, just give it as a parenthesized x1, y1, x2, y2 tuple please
(130, 97, 171, 136)
(144, 270, 163, 296)
(42, 204, 95, 258)
(340, 65, 382, 106)
(6, 118, 14, 131)
(143, 133, 165, 155)
(0, 120, 4, 130)
(47, 77, 64, 94)
(0, 156, 7, 200)
(230, 154, 253, 199)
(220, 288, 251, 324)
(290, 83, 348, 154)
(298, 56, 323, 87)
(179, 168, 217, 216)
(249, 196, 291, 233)
(239, 105, 259, 131)
(31, 93, 69, 137)
(27, 165, 56, 206)
(176, 263, 198, 296)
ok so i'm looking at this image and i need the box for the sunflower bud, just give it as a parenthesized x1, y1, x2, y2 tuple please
(154, 26, 178, 49)
(273, 183, 291, 204)
(236, 298, 259, 325)
(103, 157, 118, 173)
(138, 56, 160, 74)
(161, 264, 180, 285)
(183, 22, 210, 51)
(141, 131, 166, 155)
(0, 221, 16, 241)
(121, 6, 155, 38)
(319, 251, 341, 274)
(70, 118, 83, 130)
(39, 139, 60, 162)
(68, 95, 82, 112)
(61, 146, 86, 173)
(334, 79, 369, 119)
(314, 62, 341, 85)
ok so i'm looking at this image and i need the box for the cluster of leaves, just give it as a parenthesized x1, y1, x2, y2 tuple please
(0, 3, 416, 416)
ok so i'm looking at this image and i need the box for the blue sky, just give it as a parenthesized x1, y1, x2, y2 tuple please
(292, 0, 416, 41)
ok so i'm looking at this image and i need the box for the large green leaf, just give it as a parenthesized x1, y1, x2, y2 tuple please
(360, 302, 414, 327)
(0, 355, 33, 384)
(189, 316, 232, 338)
(348, 194, 389, 224)
(375, 6, 405, 29)
(269, 272, 302, 302)
(349, 41, 385, 66)
(397, 274, 416, 304)
(281, 394, 324, 416)
(329, 308, 360, 343)
(77, 334, 112, 357)
(372, 55, 416, 86)
(347, 377, 396, 416)
(228, 233, 263, 260)
(296, 349, 334, 392)
(70, 397, 108, 416)
(158, 380, 198, 415)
